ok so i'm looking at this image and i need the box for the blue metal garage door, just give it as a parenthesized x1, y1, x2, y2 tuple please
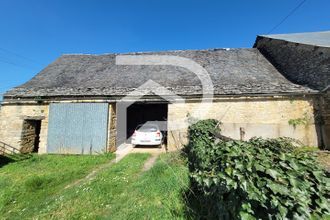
(47, 103, 109, 154)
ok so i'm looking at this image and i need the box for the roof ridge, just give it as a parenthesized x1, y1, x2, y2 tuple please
(259, 30, 330, 37)
(257, 30, 330, 48)
(60, 48, 255, 56)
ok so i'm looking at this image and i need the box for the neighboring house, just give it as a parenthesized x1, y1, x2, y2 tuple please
(0, 31, 329, 154)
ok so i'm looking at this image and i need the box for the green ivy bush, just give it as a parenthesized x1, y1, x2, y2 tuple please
(184, 119, 330, 219)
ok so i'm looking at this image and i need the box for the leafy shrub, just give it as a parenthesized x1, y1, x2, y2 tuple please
(184, 119, 330, 219)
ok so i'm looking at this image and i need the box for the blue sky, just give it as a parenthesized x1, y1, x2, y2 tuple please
(0, 0, 329, 96)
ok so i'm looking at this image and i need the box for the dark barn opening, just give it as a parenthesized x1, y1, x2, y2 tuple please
(126, 103, 168, 146)
(21, 120, 41, 153)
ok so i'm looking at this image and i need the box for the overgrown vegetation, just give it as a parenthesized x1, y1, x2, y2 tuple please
(1, 129, 329, 219)
(288, 112, 310, 128)
(184, 119, 330, 219)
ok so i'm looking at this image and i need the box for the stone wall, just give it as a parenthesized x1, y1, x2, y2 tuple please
(167, 96, 320, 150)
(320, 90, 330, 149)
(0, 96, 324, 153)
(0, 104, 49, 153)
(0, 102, 118, 154)
(107, 103, 117, 152)
(255, 37, 330, 91)
(0, 103, 120, 153)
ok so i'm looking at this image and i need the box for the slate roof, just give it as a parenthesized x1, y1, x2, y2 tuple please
(260, 31, 330, 47)
(4, 48, 315, 99)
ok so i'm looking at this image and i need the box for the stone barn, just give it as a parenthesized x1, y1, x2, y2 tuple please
(0, 31, 329, 154)
(254, 31, 330, 148)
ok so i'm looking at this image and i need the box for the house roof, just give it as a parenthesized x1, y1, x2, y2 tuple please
(259, 31, 330, 47)
(4, 48, 315, 99)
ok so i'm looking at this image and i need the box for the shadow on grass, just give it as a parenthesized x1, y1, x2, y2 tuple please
(182, 185, 231, 220)
(0, 155, 15, 168)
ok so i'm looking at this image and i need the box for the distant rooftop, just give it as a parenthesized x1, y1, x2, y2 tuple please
(260, 31, 330, 47)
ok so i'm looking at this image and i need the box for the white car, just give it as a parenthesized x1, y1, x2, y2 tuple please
(131, 124, 163, 146)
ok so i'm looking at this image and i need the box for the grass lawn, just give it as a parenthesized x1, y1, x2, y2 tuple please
(0, 153, 114, 219)
(2, 148, 326, 219)
(0, 153, 189, 219)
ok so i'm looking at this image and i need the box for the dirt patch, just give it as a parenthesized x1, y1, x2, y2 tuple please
(142, 154, 159, 171)
(64, 158, 116, 189)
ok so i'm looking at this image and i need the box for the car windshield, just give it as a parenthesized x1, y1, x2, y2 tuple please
(136, 124, 158, 132)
